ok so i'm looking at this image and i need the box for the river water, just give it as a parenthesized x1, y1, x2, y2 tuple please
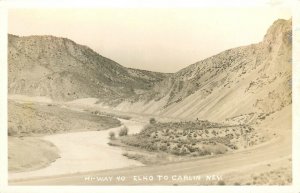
(9, 119, 145, 180)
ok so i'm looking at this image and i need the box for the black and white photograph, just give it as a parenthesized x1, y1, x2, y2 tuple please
(0, 0, 300, 192)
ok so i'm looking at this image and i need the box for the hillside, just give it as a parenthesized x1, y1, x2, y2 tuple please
(8, 19, 292, 123)
(114, 19, 292, 122)
(8, 101, 121, 136)
(8, 35, 169, 103)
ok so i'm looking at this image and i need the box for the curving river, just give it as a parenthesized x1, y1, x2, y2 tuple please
(9, 119, 146, 180)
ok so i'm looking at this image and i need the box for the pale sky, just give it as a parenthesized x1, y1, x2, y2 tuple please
(8, 8, 291, 73)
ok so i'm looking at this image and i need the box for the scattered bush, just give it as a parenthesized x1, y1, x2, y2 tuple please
(160, 144, 168, 151)
(8, 130, 13, 136)
(122, 152, 144, 160)
(109, 131, 116, 140)
(8, 127, 18, 136)
(121, 120, 253, 157)
(149, 118, 157, 124)
(119, 126, 128, 136)
(217, 180, 226, 185)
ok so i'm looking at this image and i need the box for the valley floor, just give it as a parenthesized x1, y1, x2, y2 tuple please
(10, 128, 291, 185)
(8, 96, 292, 185)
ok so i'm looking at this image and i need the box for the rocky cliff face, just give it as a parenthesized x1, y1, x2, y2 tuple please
(8, 35, 169, 102)
(115, 19, 292, 122)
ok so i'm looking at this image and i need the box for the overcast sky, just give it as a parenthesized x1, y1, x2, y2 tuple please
(8, 7, 291, 73)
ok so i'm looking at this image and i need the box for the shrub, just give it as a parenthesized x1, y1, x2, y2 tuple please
(122, 152, 143, 160)
(122, 152, 129, 157)
(180, 147, 190, 155)
(119, 126, 128, 136)
(160, 144, 168, 151)
(187, 146, 197, 153)
(109, 131, 116, 140)
(172, 146, 180, 155)
(8, 130, 13, 136)
(191, 152, 198, 157)
(149, 118, 157, 124)
(8, 127, 18, 136)
(217, 180, 226, 185)
(199, 149, 210, 156)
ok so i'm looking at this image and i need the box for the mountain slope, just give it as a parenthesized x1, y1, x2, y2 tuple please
(114, 19, 292, 122)
(8, 35, 169, 102)
(8, 19, 292, 123)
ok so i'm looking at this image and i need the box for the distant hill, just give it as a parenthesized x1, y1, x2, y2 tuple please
(115, 19, 292, 122)
(8, 34, 169, 103)
(8, 19, 292, 122)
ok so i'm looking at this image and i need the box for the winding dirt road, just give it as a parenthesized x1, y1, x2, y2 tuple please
(10, 129, 291, 185)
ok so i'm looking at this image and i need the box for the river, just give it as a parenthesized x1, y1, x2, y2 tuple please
(9, 119, 145, 180)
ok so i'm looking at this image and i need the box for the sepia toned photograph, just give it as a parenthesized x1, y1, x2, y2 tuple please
(5, 6, 293, 186)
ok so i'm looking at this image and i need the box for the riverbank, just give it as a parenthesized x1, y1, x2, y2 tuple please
(9, 118, 146, 180)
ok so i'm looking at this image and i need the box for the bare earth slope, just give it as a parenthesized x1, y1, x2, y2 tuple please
(115, 19, 292, 122)
(8, 35, 169, 103)
(8, 19, 292, 122)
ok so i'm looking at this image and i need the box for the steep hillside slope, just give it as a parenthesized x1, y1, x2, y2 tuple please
(8, 35, 169, 102)
(115, 19, 292, 122)
(8, 19, 292, 123)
